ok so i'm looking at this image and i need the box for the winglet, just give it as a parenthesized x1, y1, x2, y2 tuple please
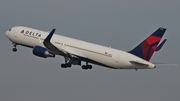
(44, 29, 56, 42)
(43, 29, 57, 50)
(155, 39, 167, 51)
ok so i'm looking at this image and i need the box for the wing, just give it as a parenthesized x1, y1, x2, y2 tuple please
(43, 29, 77, 58)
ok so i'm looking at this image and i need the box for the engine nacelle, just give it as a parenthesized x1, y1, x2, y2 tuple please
(32, 46, 55, 58)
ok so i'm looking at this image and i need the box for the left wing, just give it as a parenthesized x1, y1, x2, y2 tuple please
(43, 29, 81, 66)
(43, 29, 77, 58)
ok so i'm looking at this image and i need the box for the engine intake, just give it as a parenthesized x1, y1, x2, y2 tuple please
(33, 46, 55, 58)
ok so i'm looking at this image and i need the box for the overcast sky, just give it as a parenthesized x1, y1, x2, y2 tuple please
(0, 0, 180, 101)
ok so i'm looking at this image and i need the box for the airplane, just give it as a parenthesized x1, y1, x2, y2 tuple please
(5, 26, 167, 70)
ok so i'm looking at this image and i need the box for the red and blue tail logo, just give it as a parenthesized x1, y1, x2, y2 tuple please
(129, 27, 167, 61)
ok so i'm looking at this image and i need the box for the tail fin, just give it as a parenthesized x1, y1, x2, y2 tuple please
(129, 27, 166, 61)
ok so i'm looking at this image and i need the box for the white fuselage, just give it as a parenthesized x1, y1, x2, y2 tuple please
(6, 26, 155, 69)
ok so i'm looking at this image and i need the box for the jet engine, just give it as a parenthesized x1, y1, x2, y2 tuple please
(32, 46, 55, 58)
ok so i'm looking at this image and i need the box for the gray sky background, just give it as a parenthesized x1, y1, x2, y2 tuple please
(0, 0, 180, 101)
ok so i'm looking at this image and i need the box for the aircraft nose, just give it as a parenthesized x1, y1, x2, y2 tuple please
(6, 28, 12, 37)
(5, 31, 9, 37)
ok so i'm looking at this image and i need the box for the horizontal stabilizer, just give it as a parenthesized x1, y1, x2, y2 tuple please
(129, 61, 149, 66)
(155, 39, 167, 51)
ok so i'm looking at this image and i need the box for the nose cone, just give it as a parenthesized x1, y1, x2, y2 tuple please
(5, 31, 9, 37)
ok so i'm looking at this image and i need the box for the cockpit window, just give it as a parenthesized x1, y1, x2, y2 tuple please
(9, 29, 11, 31)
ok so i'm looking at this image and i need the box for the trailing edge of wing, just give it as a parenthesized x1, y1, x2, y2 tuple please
(155, 39, 167, 51)
(129, 61, 149, 66)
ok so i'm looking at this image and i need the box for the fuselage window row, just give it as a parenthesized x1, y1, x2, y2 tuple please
(63, 44, 112, 57)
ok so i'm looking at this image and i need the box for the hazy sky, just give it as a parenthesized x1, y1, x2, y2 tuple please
(0, 0, 180, 101)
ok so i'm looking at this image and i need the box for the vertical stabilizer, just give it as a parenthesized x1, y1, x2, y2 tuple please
(129, 27, 166, 61)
